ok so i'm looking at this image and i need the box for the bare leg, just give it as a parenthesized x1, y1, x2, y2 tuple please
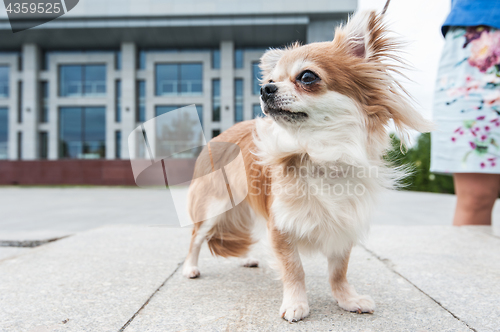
(268, 225, 309, 322)
(328, 248, 375, 313)
(453, 173, 500, 226)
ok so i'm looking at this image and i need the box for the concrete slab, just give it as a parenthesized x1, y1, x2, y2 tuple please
(124, 241, 470, 332)
(0, 225, 192, 332)
(366, 226, 500, 332)
(1, 187, 499, 232)
(0, 187, 185, 231)
(0, 247, 32, 261)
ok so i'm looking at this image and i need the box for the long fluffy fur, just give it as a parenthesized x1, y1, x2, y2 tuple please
(183, 9, 433, 321)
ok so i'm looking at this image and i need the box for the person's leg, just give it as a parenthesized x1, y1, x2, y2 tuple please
(453, 173, 500, 226)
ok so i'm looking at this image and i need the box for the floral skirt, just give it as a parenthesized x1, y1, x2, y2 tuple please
(431, 26, 500, 174)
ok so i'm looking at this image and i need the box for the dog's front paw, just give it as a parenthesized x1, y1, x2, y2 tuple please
(280, 301, 310, 322)
(337, 294, 375, 314)
(182, 265, 200, 279)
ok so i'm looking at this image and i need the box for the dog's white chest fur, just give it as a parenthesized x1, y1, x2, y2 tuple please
(270, 161, 375, 257)
(253, 118, 384, 257)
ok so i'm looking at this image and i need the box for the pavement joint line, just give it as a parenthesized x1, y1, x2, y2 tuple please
(482, 232, 500, 241)
(118, 260, 184, 332)
(0, 235, 71, 248)
(360, 245, 478, 332)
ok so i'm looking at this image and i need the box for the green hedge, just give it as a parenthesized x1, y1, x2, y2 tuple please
(386, 133, 455, 194)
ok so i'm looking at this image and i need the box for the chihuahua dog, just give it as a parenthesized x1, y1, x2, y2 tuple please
(182, 10, 432, 322)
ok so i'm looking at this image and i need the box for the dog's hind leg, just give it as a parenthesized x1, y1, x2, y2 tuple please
(182, 221, 206, 279)
(328, 248, 375, 313)
(182, 214, 220, 279)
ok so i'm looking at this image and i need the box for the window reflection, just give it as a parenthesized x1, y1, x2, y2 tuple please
(252, 62, 262, 95)
(59, 107, 106, 159)
(115, 80, 121, 122)
(39, 131, 48, 159)
(115, 130, 121, 159)
(212, 50, 220, 69)
(234, 79, 243, 122)
(59, 65, 106, 97)
(136, 80, 146, 122)
(155, 63, 202, 96)
(0, 66, 8, 98)
(0, 108, 7, 159)
(40, 81, 49, 123)
(234, 49, 243, 69)
(212, 79, 220, 122)
(253, 104, 264, 118)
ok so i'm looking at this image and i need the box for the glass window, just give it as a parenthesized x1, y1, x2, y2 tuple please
(115, 51, 122, 70)
(39, 131, 48, 159)
(212, 79, 220, 122)
(234, 79, 243, 122)
(212, 49, 220, 69)
(17, 81, 22, 123)
(253, 104, 264, 118)
(59, 65, 106, 97)
(136, 80, 146, 122)
(156, 64, 178, 95)
(234, 49, 244, 69)
(59, 65, 82, 96)
(180, 64, 202, 95)
(115, 130, 121, 159)
(59, 107, 106, 159)
(115, 80, 121, 122)
(155, 63, 202, 96)
(252, 62, 262, 95)
(138, 50, 146, 70)
(212, 129, 220, 138)
(84, 65, 106, 96)
(0, 66, 9, 98)
(40, 81, 49, 123)
(0, 108, 7, 159)
(17, 132, 22, 160)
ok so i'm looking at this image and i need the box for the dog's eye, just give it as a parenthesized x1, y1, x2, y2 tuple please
(298, 71, 319, 84)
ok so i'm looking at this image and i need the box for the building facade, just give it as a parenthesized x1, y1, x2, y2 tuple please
(0, 0, 355, 183)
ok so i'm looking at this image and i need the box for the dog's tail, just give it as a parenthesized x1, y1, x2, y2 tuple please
(206, 203, 255, 258)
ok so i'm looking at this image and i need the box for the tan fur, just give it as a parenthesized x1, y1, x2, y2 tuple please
(187, 121, 270, 258)
(184, 10, 432, 321)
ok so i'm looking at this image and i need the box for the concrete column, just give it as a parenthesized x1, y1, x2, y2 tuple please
(21, 44, 40, 160)
(220, 41, 234, 131)
(121, 43, 137, 159)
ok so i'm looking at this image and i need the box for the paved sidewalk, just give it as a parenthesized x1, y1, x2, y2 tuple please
(0, 188, 499, 331)
(1, 187, 500, 232)
(0, 225, 498, 331)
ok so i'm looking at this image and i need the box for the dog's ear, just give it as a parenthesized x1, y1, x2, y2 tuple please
(259, 48, 286, 78)
(334, 11, 393, 62)
(335, 11, 434, 142)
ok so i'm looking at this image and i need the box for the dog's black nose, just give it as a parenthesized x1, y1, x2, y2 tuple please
(260, 83, 278, 102)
